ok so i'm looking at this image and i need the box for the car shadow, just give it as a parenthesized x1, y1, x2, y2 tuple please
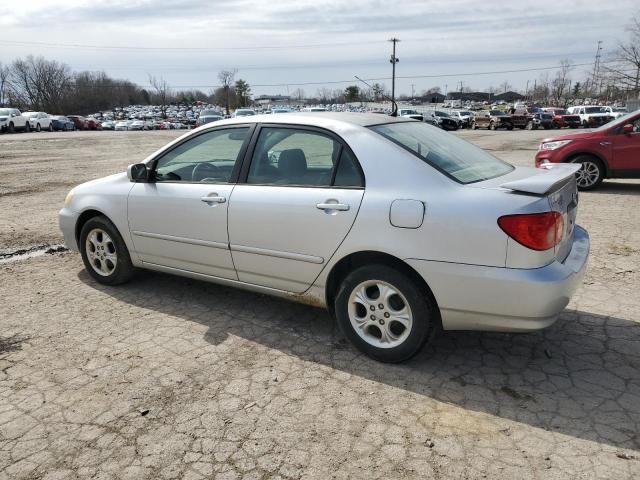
(594, 181, 640, 195)
(78, 269, 640, 452)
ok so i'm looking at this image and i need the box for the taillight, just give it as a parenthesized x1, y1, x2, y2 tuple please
(498, 212, 564, 251)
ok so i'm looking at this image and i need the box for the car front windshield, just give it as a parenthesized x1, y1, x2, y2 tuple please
(369, 122, 514, 184)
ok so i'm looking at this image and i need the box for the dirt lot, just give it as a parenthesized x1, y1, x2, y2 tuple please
(1, 129, 639, 479)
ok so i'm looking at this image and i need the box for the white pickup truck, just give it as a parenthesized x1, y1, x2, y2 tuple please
(567, 106, 613, 127)
(602, 106, 628, 119)
(0, 108, 30, 133)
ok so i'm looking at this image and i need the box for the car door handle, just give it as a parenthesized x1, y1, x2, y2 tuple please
(316, 202, 350, 211)
(201, 195, 226, 204)
(600, 141, 612, 146)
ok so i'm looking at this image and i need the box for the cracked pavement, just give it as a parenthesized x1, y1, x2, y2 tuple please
(0, 130, 639, 479)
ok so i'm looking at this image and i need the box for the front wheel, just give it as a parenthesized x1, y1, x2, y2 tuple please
(79, 216, 135, 285)
(36, 123, 41, 132)
(571, 155, 604, 190)
(334, 265, 438, 363)
(24, 122, 30, 132)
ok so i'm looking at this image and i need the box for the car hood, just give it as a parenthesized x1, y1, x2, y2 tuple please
(540, 130, 602, 142)
(75, 172, 129, 193)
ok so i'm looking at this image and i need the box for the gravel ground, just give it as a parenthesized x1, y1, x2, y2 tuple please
(0, 129, 639, 479)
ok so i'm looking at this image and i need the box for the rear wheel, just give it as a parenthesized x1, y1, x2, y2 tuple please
(24, 122, 30, 132)
(8, 122, 14, 133)
(79, 216, 135, 285)
(35, 123, 41, 132)
(48, 123, 53, 132)
(571, 155, 604, 190)
(335, 265, 438, 363)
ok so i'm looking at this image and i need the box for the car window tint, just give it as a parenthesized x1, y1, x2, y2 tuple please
(155, 128, 248, 183)
(247, 128, 339, 187)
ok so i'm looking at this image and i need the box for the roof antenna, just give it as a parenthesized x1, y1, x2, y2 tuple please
(355, 76, 398, 117)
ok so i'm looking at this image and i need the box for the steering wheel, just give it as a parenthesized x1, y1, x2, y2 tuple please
(192, 162, 219, 182)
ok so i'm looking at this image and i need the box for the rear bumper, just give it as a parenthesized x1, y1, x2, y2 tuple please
(406, 225, 589, 332)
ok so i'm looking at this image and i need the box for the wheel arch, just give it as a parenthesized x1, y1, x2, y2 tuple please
(324, 250, 441, 326)
(75, 209, 110, 245)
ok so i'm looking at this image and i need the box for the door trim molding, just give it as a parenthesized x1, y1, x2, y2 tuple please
(230, 244, 324, 264)
(132, 230, 229, 250)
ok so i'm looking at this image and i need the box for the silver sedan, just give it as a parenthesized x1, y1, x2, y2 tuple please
(59, 113, 589, 362)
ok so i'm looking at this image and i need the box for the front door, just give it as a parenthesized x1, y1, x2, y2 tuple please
(611, 114, 640, 174)
(228, 125, 365, 292)
(128, 126, 251, 279)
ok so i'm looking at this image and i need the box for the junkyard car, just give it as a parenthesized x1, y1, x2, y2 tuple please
(472, 110, 514, 130)
(60, 113, 589, 362)
(535, 110, 640, 190)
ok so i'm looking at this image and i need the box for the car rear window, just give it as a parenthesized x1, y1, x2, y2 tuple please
(369, 122, 514, 184)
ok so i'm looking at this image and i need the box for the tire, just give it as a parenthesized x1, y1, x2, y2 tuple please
(36, 123, 41, 132)
(571, 155, 604, 191)
(79, 216, 135, 285)
(8, 122, 14, 133)
(489, 122, 496, 130)
(48, 123, 53, 132)
(334, 264, 438, 363)
(507, 125, 514, 131)
(24, 122, 30, 132)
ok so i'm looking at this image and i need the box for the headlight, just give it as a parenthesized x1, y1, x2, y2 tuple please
(64, 189, 75, 205)
(540, 140, 572, 151)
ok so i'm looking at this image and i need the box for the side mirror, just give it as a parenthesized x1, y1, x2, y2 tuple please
(127, 163, 148, 182)
(622, 124, 634, 134)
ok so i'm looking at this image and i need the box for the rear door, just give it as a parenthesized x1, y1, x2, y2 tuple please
(228, 125, 365, 292)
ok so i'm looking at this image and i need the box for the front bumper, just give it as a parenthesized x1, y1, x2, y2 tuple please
(406, 225, 589, 332)
(59, 206, 79, 251)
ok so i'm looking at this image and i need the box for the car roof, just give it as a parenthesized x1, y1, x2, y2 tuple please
(200, 112, 414, 129)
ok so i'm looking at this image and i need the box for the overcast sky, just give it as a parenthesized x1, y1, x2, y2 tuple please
(1, 0, 637, 97)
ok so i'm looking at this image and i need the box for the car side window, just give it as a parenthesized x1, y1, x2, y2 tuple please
(247, 127, 363, 188)
(154, 127, 249, 183)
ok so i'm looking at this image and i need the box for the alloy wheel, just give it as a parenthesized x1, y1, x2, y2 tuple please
(575, 161, 601, 188)
(348, 280, 413, 349)
(85, 228, 118, 276)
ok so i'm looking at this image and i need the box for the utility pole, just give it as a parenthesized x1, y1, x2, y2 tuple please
(591, 40, 602, 95)
(389, 38, 400, 106)
(411, 84, 415, 100)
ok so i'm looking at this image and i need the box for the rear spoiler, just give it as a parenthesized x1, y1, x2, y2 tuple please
(500, 163, 581, 195)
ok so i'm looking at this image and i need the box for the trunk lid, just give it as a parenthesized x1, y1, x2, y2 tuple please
(470, 164, 580, 263)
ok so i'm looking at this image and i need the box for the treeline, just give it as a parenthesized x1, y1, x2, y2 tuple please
(0, 55, 214, 115)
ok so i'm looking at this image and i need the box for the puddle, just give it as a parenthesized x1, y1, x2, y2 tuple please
(0, 245, 68, 265)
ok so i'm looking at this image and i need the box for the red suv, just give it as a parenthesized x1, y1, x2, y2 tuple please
(535, 111, 640, 190)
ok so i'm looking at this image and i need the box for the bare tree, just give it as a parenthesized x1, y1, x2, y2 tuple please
(218, 69, 237, 114)
(7, 56, 72, 111)
(499, 81, 512, 93)
(551, 59, 573, 106)
(291, 88, 305, 102)
(605, 14, 640, 97)
(0, 63, 9, 106)
(149, 75, 171, 118)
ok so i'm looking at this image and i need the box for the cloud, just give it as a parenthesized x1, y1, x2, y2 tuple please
(2, 0, 638, 95)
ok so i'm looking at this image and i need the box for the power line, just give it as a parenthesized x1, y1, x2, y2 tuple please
(154, 60, 622, 89)
(0, 39, 385, 51)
